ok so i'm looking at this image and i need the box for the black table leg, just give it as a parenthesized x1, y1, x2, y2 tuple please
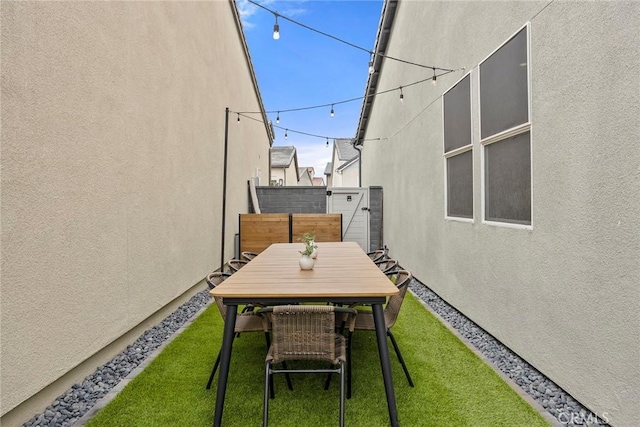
(372, 303, 399, 426)
(213, 304, 238, 427)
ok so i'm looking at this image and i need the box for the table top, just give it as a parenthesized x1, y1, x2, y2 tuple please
(210, 242, 399, 300)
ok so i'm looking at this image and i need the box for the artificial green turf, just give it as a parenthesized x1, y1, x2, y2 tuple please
(86, 293, 549, 427)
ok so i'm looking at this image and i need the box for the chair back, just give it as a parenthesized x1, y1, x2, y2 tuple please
(270, 305, 338, 364)
(241, 251, 259, 261)
(375, 258, 398, 274)
(367, 250, 386, 263)
(206, 272, 232, 320)
(227, 259, 248, 273)
(383, 270, 412, 329)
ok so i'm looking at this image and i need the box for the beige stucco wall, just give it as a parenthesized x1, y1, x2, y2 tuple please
(1, 0, 269, 422)
(361, 1, 639, 426)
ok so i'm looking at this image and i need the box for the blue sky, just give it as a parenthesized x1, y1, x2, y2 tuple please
(237, 0, 383, 177)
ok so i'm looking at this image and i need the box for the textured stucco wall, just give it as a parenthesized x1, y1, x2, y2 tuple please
(361, 1, 639, 425)
(1, 0, 269, 419)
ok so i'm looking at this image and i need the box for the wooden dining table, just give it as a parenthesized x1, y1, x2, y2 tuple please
(210, 241, 401, 426)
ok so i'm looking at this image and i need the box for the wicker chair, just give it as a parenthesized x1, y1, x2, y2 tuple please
(226, 259, 249, 273)
(205, 272, 292, 391)
(353, 270, 415, 387)
(366, 249, 387, 263)
(374, 258, 399, 274)
(241, 251, 259, 261)
(258, 305, 357, 427)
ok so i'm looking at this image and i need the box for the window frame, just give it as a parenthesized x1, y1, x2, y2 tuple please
(478, 22, 533, 229)
(443, 70, 474, 222)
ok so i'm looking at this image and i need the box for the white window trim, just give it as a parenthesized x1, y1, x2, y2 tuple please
(478, 22, 533, 229)
(443, 70, 474, 222)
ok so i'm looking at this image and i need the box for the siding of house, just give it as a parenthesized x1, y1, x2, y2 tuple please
(0, 1, 270, 424)
(359, 2, 639, 426)
(335, 162, 359, 188)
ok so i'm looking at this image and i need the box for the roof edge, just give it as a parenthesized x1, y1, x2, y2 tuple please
(230, 0, 274, 145)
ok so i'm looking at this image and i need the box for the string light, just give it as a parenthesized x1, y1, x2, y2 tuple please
(273, 14, 280, 40)
(432, 67, 437, 85)
(368, 54, 375, 74)
(237, 113, 240, 123)
(246, 0, 457, 73)
(326, 138, 329, 147)
(284, 129, 288, 140)
(233, 110, 383, 146)
(330, 105, 334, 118)
(276, 111, 280, 124)
(399, 86, 404, 102)
(237, 72, 460, 116)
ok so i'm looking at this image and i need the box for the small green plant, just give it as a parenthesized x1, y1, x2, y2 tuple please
(300, 232, 315, 244)
(299, 232, 317, 257)
(299, 244, 315, 257)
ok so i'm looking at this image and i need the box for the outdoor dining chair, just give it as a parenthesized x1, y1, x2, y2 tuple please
(205, 272, 292, 391)
(257, 305, 357, 427)
(366, 249, 387, 263)
(226, 259, 249, 273)
(352, 270, 415, 387)
(374, 258, 399, 274)
(241, 251, 259, 261)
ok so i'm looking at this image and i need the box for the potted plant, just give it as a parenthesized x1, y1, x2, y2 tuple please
(301, 232, 318, 259)
(299, 243, 316, 270)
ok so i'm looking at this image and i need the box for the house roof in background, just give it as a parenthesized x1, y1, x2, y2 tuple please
(271, 146, 296, 167)
(312, 177, 325, 186)
(336, 156, 359, 172)
(335, 138, 359, 161)
(324, 162, 333, 175)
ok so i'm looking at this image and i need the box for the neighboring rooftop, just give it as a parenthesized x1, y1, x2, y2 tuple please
(336, 156, 359, 172)
(312, 177, 325, 186)
(334, 138, 358, 161)
(271, 146, 296, 167)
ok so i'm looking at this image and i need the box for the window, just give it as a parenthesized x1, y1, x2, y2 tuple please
(443, 73, 473, 219)
(479, 25, 531, 226)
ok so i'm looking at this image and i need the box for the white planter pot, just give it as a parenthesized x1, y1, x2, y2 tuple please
(299, 255, 315, 270)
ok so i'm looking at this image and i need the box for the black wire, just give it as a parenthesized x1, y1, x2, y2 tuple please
(245, 0, 456, 72)
(234, 111, 381, 142)
(238, 70, 453, 114)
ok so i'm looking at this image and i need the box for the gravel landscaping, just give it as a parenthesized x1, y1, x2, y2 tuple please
(409, 278, 608, 427)
(22, 278, 607, 427)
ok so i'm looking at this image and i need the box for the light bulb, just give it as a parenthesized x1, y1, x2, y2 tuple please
(284, 129, 288, 140)
(326, 138, 329, 147)
(276, 112, 280, 124)
(330, 105, 334, 118)
(432, 68, 437, 85)
(368, 60, 374, 74)
(273, 15, 280, 40)
(399, 87, 404, 102)
(237, 114, 240, 123)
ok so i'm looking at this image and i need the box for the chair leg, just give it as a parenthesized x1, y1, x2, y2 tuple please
(263, 362, 271, 427)
(339, 361, 345, 427)
(206, 351, 221, 390)
(347, 331, 353, 399)
(387, 329, 415, 387)
(282, 362, 294, 391)
(326, 332, 352, 398)
(269, 368, 275, 399)
(324, 370, 333, 391)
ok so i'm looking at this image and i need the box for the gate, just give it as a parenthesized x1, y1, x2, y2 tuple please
(326, 188, 370, 251)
